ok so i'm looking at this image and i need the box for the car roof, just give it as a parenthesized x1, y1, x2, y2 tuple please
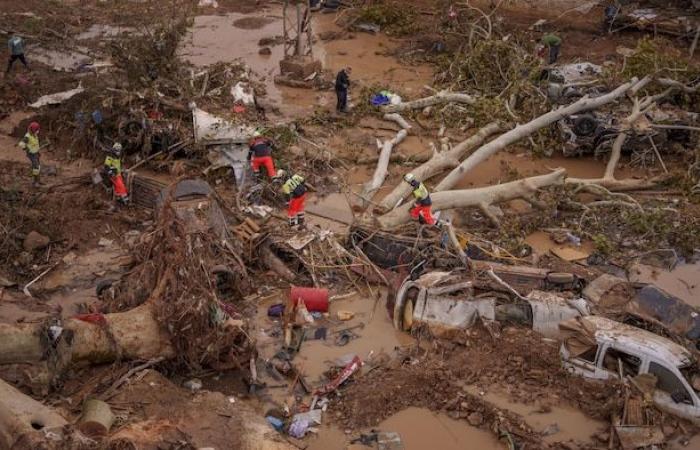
(583, 316, 694, 368)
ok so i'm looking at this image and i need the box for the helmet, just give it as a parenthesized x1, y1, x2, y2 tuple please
(276, 169, 286, 179)
(112, 142, 123, 155)
(403, 173, 416, 184)
(28, 122, 40, 133)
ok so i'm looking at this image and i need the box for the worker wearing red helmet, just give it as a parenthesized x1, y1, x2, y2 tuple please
(17, 122, 41, 186)
(247, 128, 277, 179)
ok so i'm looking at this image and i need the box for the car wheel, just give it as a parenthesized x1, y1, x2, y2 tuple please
(573, 115, 598, 137)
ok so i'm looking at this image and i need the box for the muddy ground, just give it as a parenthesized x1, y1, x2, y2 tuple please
(1, 0, 700, 449)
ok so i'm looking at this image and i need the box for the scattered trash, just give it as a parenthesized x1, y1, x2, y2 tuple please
(231, 81, 255, 106)
(290, 286, 329, 312)
(288, 417, 309, 438)
(337, 310, 354, 321)
(268, 303, 285, 317)
(48, 325, 63, 341)
(354, 22, 381, 34)
(266, 415, 285, 432)
(314, 355, 362, 396)
(183, 378, 203, 392)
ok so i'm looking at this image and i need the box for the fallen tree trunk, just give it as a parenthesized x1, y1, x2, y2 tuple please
(55, 303, 175, 371)
(378, 169, 567, 228)
(78, 399, 115, 437)
(259, 243, 297, 282)
(378, 122, 502, 210)
(360, 113, 409, 202)
(433, 78, 641, 192)
(382, 90, 476, 113)
(0, 304, 175, 376)
(0, 378, 68, 449)
(0, 323, 44, 364)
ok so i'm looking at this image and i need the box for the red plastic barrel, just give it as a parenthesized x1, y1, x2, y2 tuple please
(290, 286, 329, 312)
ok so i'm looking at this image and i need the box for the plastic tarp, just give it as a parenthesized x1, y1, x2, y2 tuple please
(192, 108, 254, 144)
(30, 87, 85, 108)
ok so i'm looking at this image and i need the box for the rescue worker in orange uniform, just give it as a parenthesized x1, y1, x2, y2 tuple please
(103, 142, 129, 204)
(281, 172, 307, 228)
(403, 173, 436, 226)
(247, 129, 276, 179)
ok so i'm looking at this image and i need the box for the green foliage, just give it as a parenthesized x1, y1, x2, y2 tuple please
(621, 37, 689, 81)
(592, 233, 615, 256)
(357, 3, 418, 36)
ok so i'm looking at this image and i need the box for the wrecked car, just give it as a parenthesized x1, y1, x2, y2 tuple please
(391, 271, 586, 337)
(583, 274, 700, 352)
(560, 316, 700, 424)
(557, 107, 698, 158)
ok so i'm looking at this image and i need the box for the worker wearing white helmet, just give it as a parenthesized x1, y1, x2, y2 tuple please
(403, 173, 436, 226)
(103, 142, 128, 204)
(248, 128, 277, 179)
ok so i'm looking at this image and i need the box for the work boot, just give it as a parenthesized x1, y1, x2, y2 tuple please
(297, 214, 306, 231)
(288, 217, 297, 227)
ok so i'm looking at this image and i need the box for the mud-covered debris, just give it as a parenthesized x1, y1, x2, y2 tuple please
(23, 231, 49, 252)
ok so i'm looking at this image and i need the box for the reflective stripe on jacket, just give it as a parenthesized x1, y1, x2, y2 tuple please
(19, 133, 40, 154)
(412, 182, 431, 205)
(282, 174, 306, 197)
(104, 155, 122, 174)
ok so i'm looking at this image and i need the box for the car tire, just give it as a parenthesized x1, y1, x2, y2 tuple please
(573, 115, 598, 137)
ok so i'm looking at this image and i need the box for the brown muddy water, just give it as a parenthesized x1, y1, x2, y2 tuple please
(307, 407, 503, 450)
(463, 385, 604, 445)
(180, 6, 434, 118)
(255, 290, 412, 382)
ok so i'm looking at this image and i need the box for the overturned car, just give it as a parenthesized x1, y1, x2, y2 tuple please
(390, 270, 587, 337)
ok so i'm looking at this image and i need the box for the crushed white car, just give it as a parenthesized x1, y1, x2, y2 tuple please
(560, 316, 700, 425)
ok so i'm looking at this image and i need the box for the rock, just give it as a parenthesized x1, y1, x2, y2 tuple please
(258, 47, 272, 55)
(98, 237, 114, 247)
(23, 231, 50, 252)
(467, 412, 483, 426)
(62, 252, 77, 264)
(542, 423, 559, 436)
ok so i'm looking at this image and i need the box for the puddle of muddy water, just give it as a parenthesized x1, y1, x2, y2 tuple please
(379, 407, 503, 450)
(525, 230, 595, 259)
(254, 290, 412, 384)
(629, 263, 700, 307)
(306, 193, 355, 233)
(308, 407, 503, 450)
(181, 8, 434, 118)
(463, 385, 604, 444)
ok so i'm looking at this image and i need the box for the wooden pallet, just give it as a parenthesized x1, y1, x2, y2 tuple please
(232, 218, 262, 244)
